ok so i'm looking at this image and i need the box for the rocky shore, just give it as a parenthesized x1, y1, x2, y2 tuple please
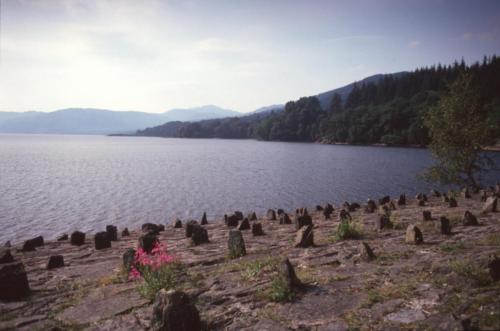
(1, 187, 499, 331)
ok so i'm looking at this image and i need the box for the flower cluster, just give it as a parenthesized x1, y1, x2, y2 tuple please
(129, 242, 175, 281)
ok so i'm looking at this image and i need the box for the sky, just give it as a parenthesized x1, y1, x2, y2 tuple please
(0, 0, 499, 113)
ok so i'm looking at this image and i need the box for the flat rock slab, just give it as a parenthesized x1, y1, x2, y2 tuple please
(384, 308, 426, 324)
(57, 283, 148, 325)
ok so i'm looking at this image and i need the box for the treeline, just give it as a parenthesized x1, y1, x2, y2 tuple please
(137, 55, 500, 145)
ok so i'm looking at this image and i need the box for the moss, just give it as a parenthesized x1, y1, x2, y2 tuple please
(265, 276, 294, 302)
(440, 241, 467, 253)
(334, 219, 363, 241)
(239, 256, 280, 281)
(450, 261, 493, 287)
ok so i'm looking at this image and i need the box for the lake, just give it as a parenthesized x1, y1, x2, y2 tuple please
(1, 134, 499, 244)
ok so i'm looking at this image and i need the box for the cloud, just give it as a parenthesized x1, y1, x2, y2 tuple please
(408, 40, 420, 48)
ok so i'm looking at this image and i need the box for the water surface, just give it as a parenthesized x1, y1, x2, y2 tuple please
(1, 134, 498, 243)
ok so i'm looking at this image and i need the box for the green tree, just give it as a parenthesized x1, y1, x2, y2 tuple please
(423, 73, 496, 188)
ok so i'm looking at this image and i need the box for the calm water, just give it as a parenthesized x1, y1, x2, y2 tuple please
(1, 134, 499, 243)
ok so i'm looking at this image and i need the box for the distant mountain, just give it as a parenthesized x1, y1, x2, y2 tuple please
(250, 104, 285, 114)
(0, 105, 239, 134)
(163, 105, 240, 121)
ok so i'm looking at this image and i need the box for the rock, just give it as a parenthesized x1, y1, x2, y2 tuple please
(479, 190, 487, 202)
(279, 213, 291, 225)
(200, 212, 208, 225)
(316, 205, 323, 211)
(388, 201, 397, 210)
(379, 196, 390, 205)
(323, 203, 334, 216)
(296, 207, 309, 215)
(277, 209, 284, 215)
(234, 211, 244, 220)
(47, 255, 64, 269)
(488, 256, 500, 281)
(228, 230, 246, 258)
(379, 204, 390, 216)
(157, 224, 165, 232)
(30, 236, 44, 247)
(106, 225, 118, 241)
(142, 223, 160, 235)
(405, 225, 423, 244)
(138, 234, 159, 254)
(70, 231, 86, 246)
(350, 202, 361, 210)
(461, 187, 471, 198)
(123, 248, 136, 272)
(463, 211, 479, 226)
(151, 289, 201, 331)
(385, 308, 425, 324)
(416, 193, 427, 201)
(94, 232, 111, 250)
(122, 228, 130, 237)
(252, 223, 264, 236)
(417, 199, 425, 206)
(0, 248, 14, 264)
(21, 240, 36, 252)
(266, 209, 277, 220)
(365, 199, 377, 213)
(482, 197, 498, 213)
(448, 197, 457, 208)
(278, 258, 302, 291)
(440, 216, 452, 235)
(185, 220, 199, 238)
(0, 262, 30, 300)
(358, 242, 376, 261)
(397, 194, 406, 205)
(173, 219, 182, 228)
(57, 233, 68, 241)
(294, 224, 314, 248)
(248, 212, 257, 221)
(294, 213, 313, 230)
(422, 210, 432, 221)
(237, 218, 251, 230)
(376, 214, 393, 230)
(339, 209, 352, 221)
(224, 214, 239, 227)
(442, 195, 450, 203)
(190, 225, 209, 245)
(4, 241, 11, 247)
(430, 189, 441, 197)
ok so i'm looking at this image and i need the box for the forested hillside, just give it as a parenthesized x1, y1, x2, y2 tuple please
(137, 56, 500, 146)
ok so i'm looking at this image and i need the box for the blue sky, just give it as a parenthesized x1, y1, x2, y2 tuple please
(1, 0, 499, 113)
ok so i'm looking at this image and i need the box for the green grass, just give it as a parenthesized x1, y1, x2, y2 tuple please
(240, 256, 280, 280)
(440, 241, 467, 253)
(450, 261, 492, 287)
(334, 219, 362, 241)
(266, 276, 294, 302)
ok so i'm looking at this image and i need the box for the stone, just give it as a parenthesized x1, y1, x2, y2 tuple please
(57, 233, 68, 241)
(228, 230, 246, 258)
(278, 258, 302, 291)
(294, 213, 312, 230)
(4, 241, 11, 247)
(70, 231, 86, 246)
(294, 224, 314, 248)
(463, 210, 479, 226)
(365, 199, 376, 213)
(251, 223, 264, 236)
(430, 189, 441, 197)
(151, 289, 201, 331)
(0, 262, 30, 300)
(358, 242, 376, 261)
(405, 225, 423, 244)
(47, 255, 64, 269)
(482, 197, 498, 213)
(106, 225, 118, 241)
(173, 219, 182, 228)
(448, 197, 457, 208)
(279, 213, 291, 225)
(277, 209, 284, 215)
(417, 199, 425, 206)
(388, 201, 397, 210)
(323, 203, 334, 216)
(379, 204, 390, 216)
(461, 187, 471, 198)
(316, 205, 323, 211)
(440, 216, 452, 235)
(122, 228, 130, 237)
(138, 234, 159, 254)
(21, 240, 36, 252)
(442, 195, 450, 203)
(30, 236, 44, 247)
(376, 214, 393, 230)
(422, 210, 432, 221)
(416, 193, 428, 202)
(379, 196, 390, 205)
(190, 225, 209, 245)
(479, 190, 487, 202)
(0, 248, 14, 264)
(488, 256, 500, 281)
(94, 232, 111, 250)
(200, 212, 208, 225)
(234, 211, 244, 220)
(267, 209, 277, 220)
(397, 194, 406, 205)
(185, 220, 199, 237)
(123, 248, 136, 272)
(142, 223, 160, 235)
(237, 218, 250, 230)
(350, 202, 361, 210)
(157, 224, 165, 232)
(248, 211, 257, 221)
(224, 214, 239, 227)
